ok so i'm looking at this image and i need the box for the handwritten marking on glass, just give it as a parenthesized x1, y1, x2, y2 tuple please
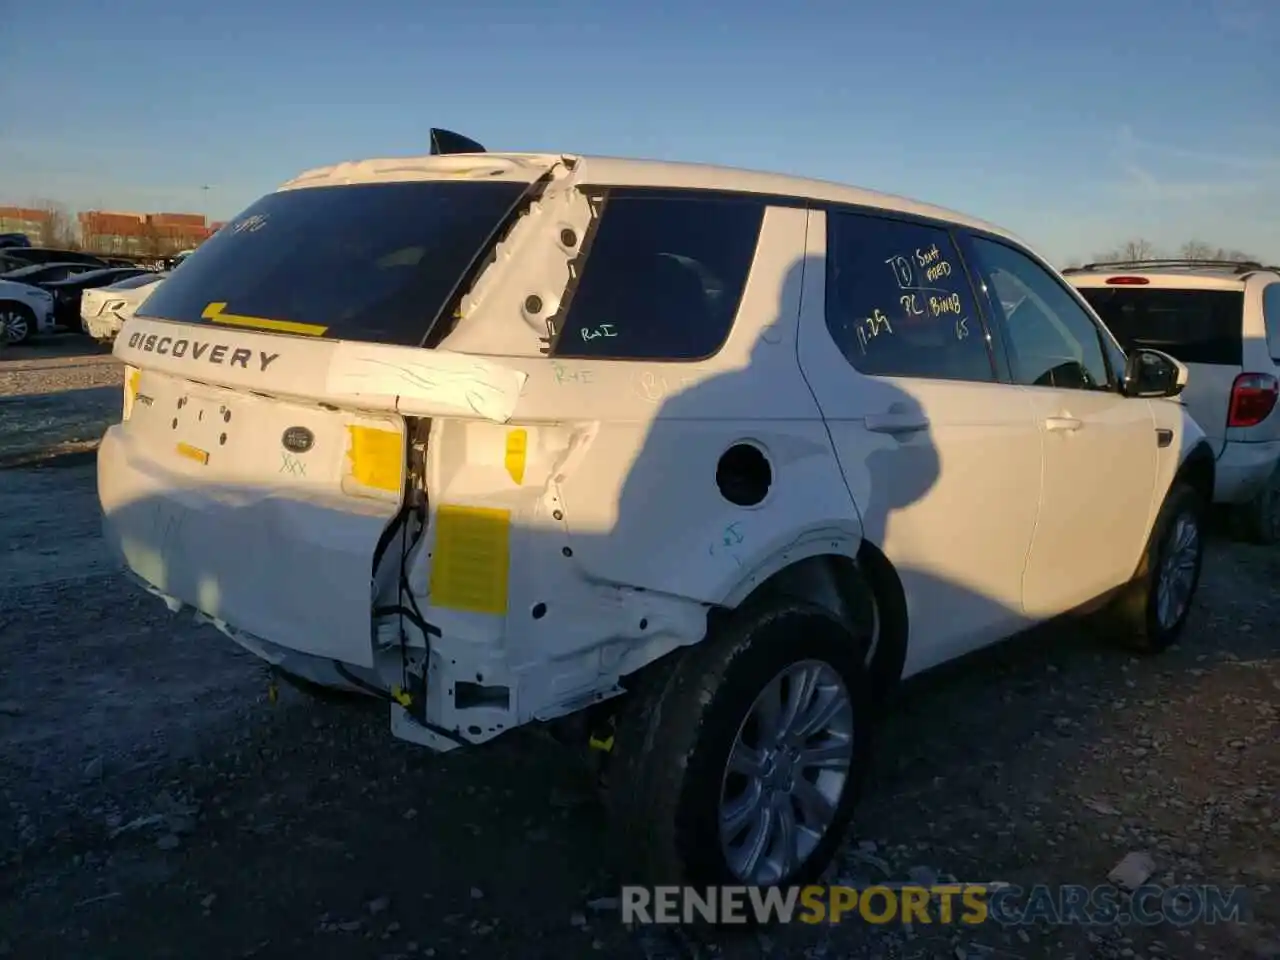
(886, 255, 915, 289)
(928, 293, 963, 317)
(899, 294, 925, 317)
(955, 317, 970, 340)
(552, 362, 594, 385)
(915, 244, 954, 283)
(580, 323, 617, 341)
(280, 451, 307, 476)
(855, 308, 894, 354)
(231, 214, 268, 235)
(886, 246, 951, 294)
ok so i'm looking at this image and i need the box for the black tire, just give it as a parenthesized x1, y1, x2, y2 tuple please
(1231, 467, 1280, 545)
(607, 599, 873, 891)
(0, 301, 34, 345)
(1107, 482, 1206, 654)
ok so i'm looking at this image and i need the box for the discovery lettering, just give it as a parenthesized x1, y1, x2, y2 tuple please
(128, 330, 280, 373)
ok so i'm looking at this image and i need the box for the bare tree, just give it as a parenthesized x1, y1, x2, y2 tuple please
(141, 221, 164, 258)
(1090, 238, 1159, 263)
(1178, 240, 1216, 259)
(30, 199, 79, 249)
(1178, 240, 1261, 262)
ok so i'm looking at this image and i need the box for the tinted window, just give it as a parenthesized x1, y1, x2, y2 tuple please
(551, 192, 764, 361)
(1259, 283, 1280, 362)
(967, 237, 1111, 391)
(139, 180, 530, 346)
(107, 272, 164, 291)
(69, 268, 141, 286)
(825, 213, 994, 381)
(1076, 287, 1244, 366)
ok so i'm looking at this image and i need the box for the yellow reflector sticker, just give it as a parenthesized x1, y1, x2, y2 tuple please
(429, 505, 511, 616)
(201, 301, 329, 337)
(504, 428, 527, 485)
(346, 426, 403, 492)
(124, 367, 141, 419)
(176, 442, 210, 465)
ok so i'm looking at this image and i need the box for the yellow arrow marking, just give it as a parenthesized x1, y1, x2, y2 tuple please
(202, 301, 328, 337)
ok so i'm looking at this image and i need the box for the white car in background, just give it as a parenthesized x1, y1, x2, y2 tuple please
(1066, 259, 1280, 543)
(0, 278, 57, 345)
(81, 272, 167, 344)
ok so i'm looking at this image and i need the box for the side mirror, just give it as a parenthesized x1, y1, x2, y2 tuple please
(1122, 348, 1188, 399)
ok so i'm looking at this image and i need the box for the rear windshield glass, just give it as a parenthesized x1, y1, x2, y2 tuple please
(1077, 287, 1244, 365)
(138, 180, 530, 346)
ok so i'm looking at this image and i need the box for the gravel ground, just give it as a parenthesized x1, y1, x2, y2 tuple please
(0, 336, 123, 467)
(0, 347, 1277, 959)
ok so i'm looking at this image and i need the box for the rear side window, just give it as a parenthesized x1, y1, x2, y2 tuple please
(1076, 287, 1244, 366)
(550, 191, 765, 361)
(138, 180, 530, 346)
(1264, 283, 1280, 362)
(824, 212, 995, 382)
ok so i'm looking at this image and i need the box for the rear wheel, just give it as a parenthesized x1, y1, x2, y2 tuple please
(0, 302, 34, 344)
(1106, 482, 1205, 654)
(607, 599, 872, 889)
(1232, 466, 1280, 545)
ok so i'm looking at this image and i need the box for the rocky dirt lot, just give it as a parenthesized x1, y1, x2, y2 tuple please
(0, 337, 122, 468)
(0, 340, 1277, 959)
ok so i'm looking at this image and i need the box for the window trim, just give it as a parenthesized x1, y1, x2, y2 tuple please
(545, 186, 769, 364)
(819, 206, 1003, 385)
(1262, 281, 1280, 364)
(958, 230, 1124, 393)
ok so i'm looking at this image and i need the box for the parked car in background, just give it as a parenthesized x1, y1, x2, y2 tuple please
(42, 266, 152, 328)
(0, 278, 57, 344)
(159, 249, 196, 271)
(0, 233, 32, 248)
(100, 142, 1216, 891)
(0, 247, 108, 268)
(0, 261, 103, 286)
(1065, 259, 1280, 543)
(81, 271, 167, 343)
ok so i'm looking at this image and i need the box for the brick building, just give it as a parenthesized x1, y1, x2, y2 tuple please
(0, 206, 53, 245)
(79, 210, 214, 256)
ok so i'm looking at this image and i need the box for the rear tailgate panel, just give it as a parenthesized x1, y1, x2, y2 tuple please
(103, 321, 410, 668)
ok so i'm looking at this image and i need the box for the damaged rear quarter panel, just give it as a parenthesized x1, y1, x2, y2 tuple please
(542, 205, 864, 611)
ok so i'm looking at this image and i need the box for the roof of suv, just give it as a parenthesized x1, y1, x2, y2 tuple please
(278, 151, 1023, 247)
(1064, 259, 1280, 290)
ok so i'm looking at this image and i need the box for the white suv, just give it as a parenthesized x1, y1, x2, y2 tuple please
(98, 142, 1215, 890)
(1066, 260, 1280, 543)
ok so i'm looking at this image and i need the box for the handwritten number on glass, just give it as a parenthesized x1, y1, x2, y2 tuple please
(855, 308, 894, 354)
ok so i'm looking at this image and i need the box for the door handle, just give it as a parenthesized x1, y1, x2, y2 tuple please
(864, 413, 930, 435)
(1044, 416, 1083, 432)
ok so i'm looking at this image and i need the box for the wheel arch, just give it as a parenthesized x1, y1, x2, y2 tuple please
(1175, 438, 1215, 509)
(714, 538, 909, 696)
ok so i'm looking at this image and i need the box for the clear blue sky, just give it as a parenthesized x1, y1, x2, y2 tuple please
(2, 0, 1277, 265)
